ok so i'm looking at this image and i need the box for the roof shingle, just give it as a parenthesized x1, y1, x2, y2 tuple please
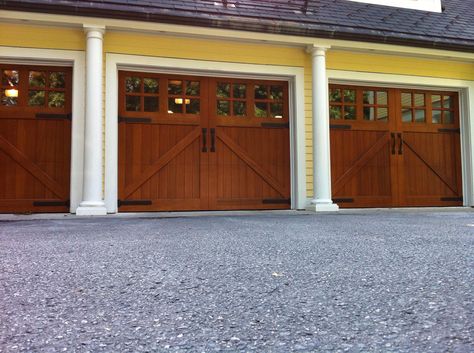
(1, 0, 474, 52)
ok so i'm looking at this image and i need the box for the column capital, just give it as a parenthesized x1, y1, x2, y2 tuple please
(83, 24, 106, 38)
(306, 44, 331, 56)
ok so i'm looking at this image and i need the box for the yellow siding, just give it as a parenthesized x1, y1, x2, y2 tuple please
(104, 32, 306, 67)
(2, 24, 474, 199)
(0, 23, 84, 50)
(328, 50, 474, 81)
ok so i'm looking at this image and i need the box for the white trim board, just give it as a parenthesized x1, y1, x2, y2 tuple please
(327, 69, 474, 207)
(105, 53, 307, 213)
(0, 46, 86, 212)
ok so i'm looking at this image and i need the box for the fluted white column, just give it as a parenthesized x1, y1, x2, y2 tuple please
(76, 25, 107, 216)
(307, 45, 339, 212)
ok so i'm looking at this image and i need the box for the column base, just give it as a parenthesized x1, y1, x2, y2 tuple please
(306, 201, 339, 212)
(76, 201, 107, 216)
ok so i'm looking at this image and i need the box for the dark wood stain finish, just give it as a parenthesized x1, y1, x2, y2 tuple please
(330, 85, 462, 208)
(0, 64, 72, 213)
(118, 72, 291, 211)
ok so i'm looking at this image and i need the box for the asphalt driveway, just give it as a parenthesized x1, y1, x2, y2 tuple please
(0, 211, 473, 352)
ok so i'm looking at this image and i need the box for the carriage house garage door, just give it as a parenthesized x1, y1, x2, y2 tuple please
(330, 84, 463, 208)
(0, 65, 72, 213)
(118, 71, 291, 211)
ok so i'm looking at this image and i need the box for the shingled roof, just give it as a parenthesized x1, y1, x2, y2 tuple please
(1, 0, 474, 52)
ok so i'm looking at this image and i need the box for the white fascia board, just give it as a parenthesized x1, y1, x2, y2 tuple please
(1, 9, 473, 62)
(348, 0, 442, 12)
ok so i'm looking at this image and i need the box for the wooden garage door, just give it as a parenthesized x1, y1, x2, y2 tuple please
(118, 72, 290, 211)
(330, 85, 462, 208)
(0, 65, 72, 213)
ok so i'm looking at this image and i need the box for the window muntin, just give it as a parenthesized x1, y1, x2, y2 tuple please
(329, 87, 360, 121)
(401, 91, 456, 125)
(27, 70, 67, 108)
(431, 94, 455, 124)
(125, 76, 160, 113)
(401, 92, 426, 123)
(1, 66, 70, 110)
(216, 82, 247, 117)
(363, 90, 388, 122)
(254, 84, 284, 118)
(167, 80, 200, 115)
(215, 80, 287, 119)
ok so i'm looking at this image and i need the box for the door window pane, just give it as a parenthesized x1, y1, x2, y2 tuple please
(29, 71, 46, 88)
(402, 108, 412, 122)
(255, 85, 268, 99)
(168, 80, 182, 95)
(330, 106, 342, 120)
(270, 86, 283, 100)
(255, 102, 268, 117)
(415, 109, 425, 123)
(443, 96, 452, 109)
(344, 106, 356, 120)
(217, 100, 230, 116)
(217, 82, 230, 98)
(432, 110, 442, 124)
(363, 107, 375, 121)
(186, 99, 200, 114)
(363, 91, 374, 105)
(2, 70, 19, 86)
(329, 89, 341, 103)
(50, 72, 66, 89)
(431, 94, 442, 108)
(144, 97, 158, 112)
(377, 108, 388, 122)
(168, 98, 183, 114)
(125, 77, 141, 93)
(233, 101, 246, 116)
(48, 92, 65, 108)
(343, 90, 355, 103)
(401, 93, 412, 107)
(28, 90, 45, 106)
(414, 93, 425, 107)
(233, 84, 246, 99)
(186, 81, 200, 96)
(270, 103, 283, 118)
(1, 91, 18, 106)
(376, 91, 388, 105)
(144, 78, 159, 94)
(444, 111, 454, 124)
(126, 96, 141, 111)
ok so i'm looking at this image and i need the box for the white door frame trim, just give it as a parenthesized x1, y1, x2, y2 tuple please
(105, 53, 307, 213)
(328, 69, 474, 207)
(0, 46, 85, 212)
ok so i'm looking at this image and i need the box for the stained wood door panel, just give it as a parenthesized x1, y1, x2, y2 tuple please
(331, 129, 393, 208)
(118, 72, 291, 212)
(214, 140, 283, 199)
(399, 131, 462, 206)
(119, 122, 206, 210)
(0, 118, 71, 213)
(210, 126, 290, 210)
(330, 85, 462, 208)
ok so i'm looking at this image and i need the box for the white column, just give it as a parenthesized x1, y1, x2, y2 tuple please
(307, 45, 339, 212)
(76, 25, 107, 216)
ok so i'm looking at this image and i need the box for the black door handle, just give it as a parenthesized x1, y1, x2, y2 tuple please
(210, 128, 216, 152)
(202, 128, 207, 152)
(391, 133, 396, 155)
(398, 133, 403, 155)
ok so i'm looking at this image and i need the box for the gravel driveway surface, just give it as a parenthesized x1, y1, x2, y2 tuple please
(0, 211, 473, 352)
